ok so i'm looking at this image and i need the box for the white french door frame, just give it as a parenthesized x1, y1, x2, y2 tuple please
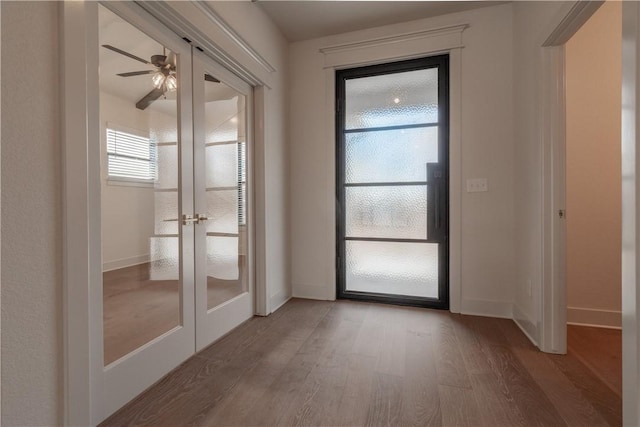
(61, 1, 269, 425)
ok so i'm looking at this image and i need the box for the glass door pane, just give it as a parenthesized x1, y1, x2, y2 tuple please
(193, 54, 253, 351)
(98, 4, 195, 417)
(99, 5, 183, 366)
(337, 56, 449, 307)
(202, 81, 247, 310)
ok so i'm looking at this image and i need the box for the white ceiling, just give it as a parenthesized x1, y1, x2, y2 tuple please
(256, 1, 509, 42)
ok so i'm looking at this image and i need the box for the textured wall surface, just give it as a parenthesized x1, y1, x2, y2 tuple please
(1, 2, 62, 425)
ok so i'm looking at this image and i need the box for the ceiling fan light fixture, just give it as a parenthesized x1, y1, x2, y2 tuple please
(165, 74, 178, 92)
(152, 71, 166, 89)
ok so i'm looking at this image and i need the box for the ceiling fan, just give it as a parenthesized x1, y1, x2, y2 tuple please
(102, 44, 220, 110)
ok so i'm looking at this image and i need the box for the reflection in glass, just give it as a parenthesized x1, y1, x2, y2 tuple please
(203, 76, 247, 310)
(99, 5, 181, 366)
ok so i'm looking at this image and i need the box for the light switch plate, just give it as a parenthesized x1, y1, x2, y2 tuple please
(466, 178, 488, 193)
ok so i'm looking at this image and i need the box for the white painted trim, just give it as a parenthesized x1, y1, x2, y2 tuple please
(270, 291, 291, 313)
(621, 4, 640, 425)
(448, 48, 462, 314)
(136, 1, 274, 89)
(102, 255, 150, 273)
(567, 307, 622, 329)
(324, 68, 337, 302)
(567, 322, 622, 331)
(62, 2, 103, 425)
(293, 284, 334, 301)
(320, 26, 466, 314)
(192, 2, 275, 74)
(540, 45, 567, 354)
(253, 86, 268, 316)
(541, 1, 606, 356)
(320, 24, 468, 54)
(513, 305, 540, 349)
(543, 1, 605, 47)
(320, 24, 468, 69)
(460, 299, 513, 319)
(0, 4, 3, 421)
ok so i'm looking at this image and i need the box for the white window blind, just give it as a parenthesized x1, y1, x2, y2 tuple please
(238, 141, 246, 226)
(106, 127, 157, 182)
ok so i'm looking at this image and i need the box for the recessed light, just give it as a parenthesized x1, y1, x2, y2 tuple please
(394, 98, 400, 104)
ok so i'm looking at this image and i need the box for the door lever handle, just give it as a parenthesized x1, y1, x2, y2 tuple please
(195, 213, 209, 223)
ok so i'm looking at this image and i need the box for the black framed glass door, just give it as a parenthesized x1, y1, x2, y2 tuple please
(336, 55, 449, 308)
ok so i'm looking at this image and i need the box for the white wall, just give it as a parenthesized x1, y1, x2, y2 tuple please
(289, 4, 516, 316)
(512, 1, 571, 342)
(208, 2, 291, 312)
(100, 91, 155, 270)
(1, 2, 61, 425)
(566, 1, 622, 328)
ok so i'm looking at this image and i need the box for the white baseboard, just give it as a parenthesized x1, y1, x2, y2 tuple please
(103, 254, 150, 272)
(567, 306, 622, 329)
(512, 303, 540, 347)
(460, 298, 513, 319)
(292, 283, 334, 301)
(270, 289, 292, 314)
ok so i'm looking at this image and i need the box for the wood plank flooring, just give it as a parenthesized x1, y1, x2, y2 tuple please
(100, 299, 622, 427)
(567, 325, 622, 396)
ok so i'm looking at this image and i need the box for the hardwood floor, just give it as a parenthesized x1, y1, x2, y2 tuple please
(103, 261, 246, 365)
(567, 325, 622, 397)
(100, 299, 622, 427)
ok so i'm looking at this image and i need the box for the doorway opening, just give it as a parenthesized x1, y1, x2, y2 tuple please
(335, 55, 449, 309)
(564, 0, 622, 398)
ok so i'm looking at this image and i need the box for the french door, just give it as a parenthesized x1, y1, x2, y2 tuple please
(193, 53, 254, 350)
(98, 4, 253, 418)
(336, 55, 449, 309)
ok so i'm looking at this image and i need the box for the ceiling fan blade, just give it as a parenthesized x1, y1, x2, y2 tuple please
(117, 70, 155, 77)
(102, 44, 151, 65)
(204, 74, 220, 83)
(136, 88, 165, 111)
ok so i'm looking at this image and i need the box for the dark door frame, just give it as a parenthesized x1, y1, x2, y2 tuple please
(335, 54, 450, 309)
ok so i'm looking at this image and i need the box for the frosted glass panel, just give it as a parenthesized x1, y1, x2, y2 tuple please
(346, 127, 438, 183)
(346, 186, 427, 239)
(206, 190, 238, 234)
(206, 143, 238, 188)
(154, 191, 179, 235)
(345, 68, 438, 129)
(346, 241, 438, 298)
(150, 236, 180, 281)
(156, 144, 177, 189)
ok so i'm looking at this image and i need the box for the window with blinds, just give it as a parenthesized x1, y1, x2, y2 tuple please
(106, 127, 157, 182)
(238, 141, 246, 226)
